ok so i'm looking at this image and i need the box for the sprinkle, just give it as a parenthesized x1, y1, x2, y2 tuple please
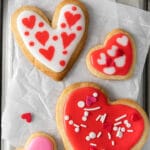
(75, 127, 80, 133)
(114, 121, 122, 126)
(100, 113, 107, 123)
(64, 115, 69, 121)
(96, 115, 101, 121)
(84, 106, 101, 111)
(86, 136, 90, 141)
(116, 127, 123, 138)
(84, 111, 89, 117)
(89, 132, 96, 139)
(127, 129, 133, 132)
(113, 126, 118, 131)
(74, 124, 79, 127)
(121, 127, 125, 132)
(69, 120, 73, 125)
(93, 92, 98, 97)
(90, 143, 97, 147)
(112, 140, 115, 146)
(115, 114, 127, 121)
(82, 116, 87, 121)
(80, 124, 87, 128)
(97, 131, 102, 138)
(108, 132, 111, 140)
(77, 101, 85, 108)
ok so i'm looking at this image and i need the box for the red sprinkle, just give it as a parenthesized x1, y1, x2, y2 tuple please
(72, 6, 77, 11)
(77, 26, 82, 31)
(24, 31, 29, 36)
(60, 60, 66, 66)
(39, 22, 44, 27)
(62, 50, 68, 55)
(29, 41, 34, 46)
(61, 23, 66, 28)
(53, 35, 58, 41)
(21, 113, 32, 123)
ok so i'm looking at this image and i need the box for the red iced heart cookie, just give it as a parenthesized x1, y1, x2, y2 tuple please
(11, 0, 88, 81)
(21, 113, 32, 123)
(86, 29, 136, 80)
(16, 132, 56, 150)
(56, 82, 149, 150)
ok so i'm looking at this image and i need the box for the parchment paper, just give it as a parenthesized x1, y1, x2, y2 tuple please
(2, 0, 150, 149)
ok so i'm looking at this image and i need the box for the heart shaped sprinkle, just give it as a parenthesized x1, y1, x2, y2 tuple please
(86, 29, 136, 80)
(21, 113, 32, 123)
(11, 0, 88, 80)
(56, 82, 149, 150)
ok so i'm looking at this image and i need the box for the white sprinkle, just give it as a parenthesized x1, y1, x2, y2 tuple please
(115, 114, 127, 121)
(127, 130, 133, 132)
(84, 106, 101, 111)
(116, 127, 123, 138)
(114, 121, 122, 126)
(93, 92, 98, 97)
(74, 124, 79, 127)
(90, 143, 97, 147)
(108, 132, 111, 140)
(89, 132, 96, 139)
(82, 116, 87, 121)
(69, 120, 74, 125)
(124, 120, 128, 124)
(64, 115, 69, 121)
(113, 126, 118, 131)
(96, 115, 101, 121)
(100, 113, 107, 123)
(86, 136, 90, 141)
(97, 131, 102, 138)
(77, 101, 85, 108)
(80, 124, 87, 128)
(126, 123, 131, 128)
(84, 111, 89, 117)
(121, 127, 125, 132)
(75, 127, 80, 133)
(112, 140, 115, 146)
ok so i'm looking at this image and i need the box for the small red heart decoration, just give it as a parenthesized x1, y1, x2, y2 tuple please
(56, 82, 149, 150)
(22, 15, 36, 29)
(21, 112, 32, 123)
(86, 29, 136, 80)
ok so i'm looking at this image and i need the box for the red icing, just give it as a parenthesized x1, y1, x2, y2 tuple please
(22, 15, 36, 29)
(35, 31, 49, 46)
(39, 46, 55, 61)
(24, 31, 29, 36)
(65, 11, 81, 28)
(61, 32, 76, 49)
(64, 87, 144, 150)
(39, 22, 44, 27)
(29, 41, 34, 47)
(21, 113, 32, 123)
(60, 60, 66, 66)
(90, 33, 134, 75)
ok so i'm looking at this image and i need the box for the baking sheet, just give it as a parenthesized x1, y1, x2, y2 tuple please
(2, 0, 150, 149)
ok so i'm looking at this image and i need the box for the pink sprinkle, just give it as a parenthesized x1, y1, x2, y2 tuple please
(86, 96, 97, 106)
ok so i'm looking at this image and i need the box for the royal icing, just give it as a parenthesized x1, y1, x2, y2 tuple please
(16, 4, 85, 72)
(89, 33, 134, 76)
(63, 87, 144, 150)
(26, 137, 54, 150)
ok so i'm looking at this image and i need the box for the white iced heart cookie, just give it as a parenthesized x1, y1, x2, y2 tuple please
(11, 0, 88, 81)
(116, 35, 128, 46)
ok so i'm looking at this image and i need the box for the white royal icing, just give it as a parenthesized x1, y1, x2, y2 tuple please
(103, 66, 116, 75)
(116, 35, 128, 47)
(17, 4, 85, 72)
(97, 53, 106, 65)
(114, 55, 126, 67)
(107, 45, 118, 57)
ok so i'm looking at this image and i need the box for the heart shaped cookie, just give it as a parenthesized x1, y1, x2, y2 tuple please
(16, 132, 56, 150)
(56, 82, 149, 150)
(86, 29, 136, 80)
(11, 0, 88, 81)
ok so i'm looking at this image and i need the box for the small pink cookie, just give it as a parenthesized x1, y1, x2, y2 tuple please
(56, 82, 149, 150)
(11, 0, 89, 81)
(86, 29, 136, 80)
(16, 132, 57, 150)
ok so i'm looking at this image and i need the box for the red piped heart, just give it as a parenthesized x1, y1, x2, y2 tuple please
(57, 83, 148, 150)
(35, 31, 49, 46)
(65, 11, 81, 28)
(61, 32, 76, 49)
(21, 113, 32, 123)
(22, 15, 36, 29)
(39, 46, 55, 61)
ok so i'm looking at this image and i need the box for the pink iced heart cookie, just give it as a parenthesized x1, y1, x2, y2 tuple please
(56, 82, 149, 150)
(16, 132, 56, 150)
(86, 29, 136, 80)
(11, 0, 88, 81)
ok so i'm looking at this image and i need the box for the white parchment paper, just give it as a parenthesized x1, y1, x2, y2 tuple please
(2, 0, 150, 149)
